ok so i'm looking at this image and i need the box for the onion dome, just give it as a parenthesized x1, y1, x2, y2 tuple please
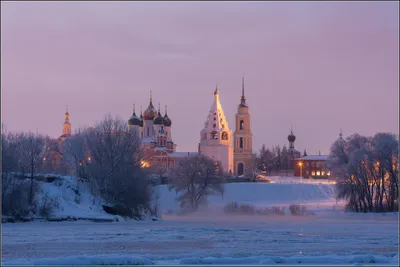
(143, 92, 157, 120)
(128, 104, 141, 126)
(288, 130, 296, 143)
(139, 106, 144, 127)
(163, 105, 172, 127)
(153, 103, 164, 125)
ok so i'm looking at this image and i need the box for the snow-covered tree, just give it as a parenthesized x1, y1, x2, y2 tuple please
(328, 132, 398, 212)
(168, 154, 225, 212)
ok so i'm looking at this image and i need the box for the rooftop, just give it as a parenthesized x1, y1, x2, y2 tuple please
(168, 152, 198, 158)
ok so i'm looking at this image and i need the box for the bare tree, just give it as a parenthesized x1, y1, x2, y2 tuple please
(84, 114, 153, 218)
(17, 132, 46, 206)
(1, 128, 22, 206)
(168, 154, 225, 212)
(61, 130, 89, 178)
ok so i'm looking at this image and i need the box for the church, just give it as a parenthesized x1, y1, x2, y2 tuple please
(199, 78, 254, 176)
(56, 78, 301, 177)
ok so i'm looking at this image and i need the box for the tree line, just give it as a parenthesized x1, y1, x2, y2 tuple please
(1, 115, 226, 218)
(327, 132, 398, 212)
(255, 144, 306, 174)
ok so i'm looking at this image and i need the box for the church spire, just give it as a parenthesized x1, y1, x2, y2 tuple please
(242, 76, 245, 98)
(64, 105, 70, 123)
(239, 77, 247, 107)
(62, 105, 71, 136)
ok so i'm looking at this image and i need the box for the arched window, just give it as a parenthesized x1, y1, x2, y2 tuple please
(239, 137, 244, 148)
(240, 120, 244, 130)
(211, 131, 218, 140)
(221, 131, 228, 140)
(237, 162, 244, 176)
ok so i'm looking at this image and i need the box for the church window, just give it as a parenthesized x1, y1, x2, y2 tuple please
(240, 137, 244, 148)
(211, 131, 218, 140)
(221, 132, 228, 140)
(240, 120, 244, 130)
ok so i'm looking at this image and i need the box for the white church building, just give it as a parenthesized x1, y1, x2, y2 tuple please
(199, 87, 234, 174)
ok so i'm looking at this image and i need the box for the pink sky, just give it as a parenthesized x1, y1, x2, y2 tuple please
(1, 1, 398, 154)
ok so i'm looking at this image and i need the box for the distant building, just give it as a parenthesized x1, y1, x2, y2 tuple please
(128, 92, 197, 175)
(233, 78, 255, 176)
(198, 86, 234, 174)
(294, 130, 345, 178)
(57, 106, 72, 142)
(293, 155, 330, 178)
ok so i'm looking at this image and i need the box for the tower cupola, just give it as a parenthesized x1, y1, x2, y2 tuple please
(143, 91, 157, 120)
(128, 104, 141, 126)
(139, 106, 144, 127)
(163, 105, 172, 127)
(153, 103, 164, 125)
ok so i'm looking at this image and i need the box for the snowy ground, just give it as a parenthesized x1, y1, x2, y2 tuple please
(2, 180, 399, 266)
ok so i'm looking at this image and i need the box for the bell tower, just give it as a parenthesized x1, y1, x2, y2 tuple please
(62, 105, 72, 136)
(198, 86, 234, 174)
(233, 77, 253, 176)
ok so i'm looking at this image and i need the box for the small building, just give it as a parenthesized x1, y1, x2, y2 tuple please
(293, 155, 331, 178)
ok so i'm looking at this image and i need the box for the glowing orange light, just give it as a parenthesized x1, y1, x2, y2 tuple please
(298, 161, 303, 167)
(140, 160, 150, 168)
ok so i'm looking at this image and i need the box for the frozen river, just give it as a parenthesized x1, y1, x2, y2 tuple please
(2, 212, 399, 265)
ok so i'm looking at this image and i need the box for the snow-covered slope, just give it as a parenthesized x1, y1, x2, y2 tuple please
(32, 176, 337, 218)
(34, 175, 114, 220)
(158, 182, 337, 212)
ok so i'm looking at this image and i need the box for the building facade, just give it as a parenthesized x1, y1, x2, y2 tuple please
(293, 155, 331, 178)
(128, 93, 197, 174)
(233, 78, 254, 176)
(198, 86, 234, 174)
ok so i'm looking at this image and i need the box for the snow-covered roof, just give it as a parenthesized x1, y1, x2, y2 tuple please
(168, 152, 198, 158)
(202, 88, 230, 133)
(140, 137, 154, 144)
(296, 155, 329, 161)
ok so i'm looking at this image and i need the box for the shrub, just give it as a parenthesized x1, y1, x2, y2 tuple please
(270, 206, 286, 215)
(2, 179, 39, 219)
(223, 201, 239, 213)
(239, 204, 256, 214)
(289, 204, 307, 216)
(38, 194, 60, 218)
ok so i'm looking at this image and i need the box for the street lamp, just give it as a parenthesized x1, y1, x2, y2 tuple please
(298, 161, 303, 178)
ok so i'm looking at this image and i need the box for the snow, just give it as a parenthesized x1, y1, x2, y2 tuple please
(2, 177, 399, 266)
(158, 182, 338, 213)
(2, 217, 398, 265)
(35, 175, 115, 220)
